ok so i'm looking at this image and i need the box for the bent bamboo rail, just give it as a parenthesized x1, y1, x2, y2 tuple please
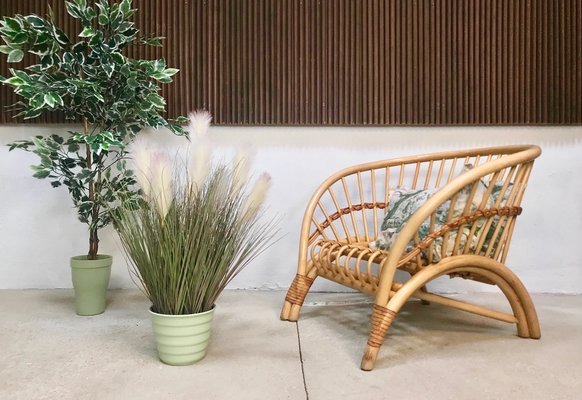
(280, 144, 542, 371)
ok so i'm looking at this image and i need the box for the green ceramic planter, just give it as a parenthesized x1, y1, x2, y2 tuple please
(70, 255, 112, 316)
(149, 307, 215, 366)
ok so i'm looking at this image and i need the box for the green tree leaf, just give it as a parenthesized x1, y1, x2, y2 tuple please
(153, 58, 165, 72)
(12, 32, 29, 45)
(11, 69, 28, 80)
(120, 0, 132, 16)
(163, 68, 179, 77)
(146, 93, 166, 108)
(79, 26, 95, 37)
(103, 63, 114, 77)
(25, 15, 46, 29)
(3, 76, 24, 86)
(30, 93, 46, 109)
(98, 14, 108, 25)
(50, 135, 64, 144)
(151, 74, 172, 84)
(111, 52, 124, 64)
(23, 109, 43, 120)
(3, 17, 22, 32)
(65, 2, 81, 18)
(63, 52, 75, 65)
(7, 49, 24, 63)
(44, 92, 63, 108)
(96, 1, 109, 19)
(53, 27, 69, 45)
(33, 169, 50, 179)
(74, 0, 88, 8)
(67, 142, 80, 153)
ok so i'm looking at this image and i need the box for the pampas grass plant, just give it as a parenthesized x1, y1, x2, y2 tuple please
(114, 112, 277, 315)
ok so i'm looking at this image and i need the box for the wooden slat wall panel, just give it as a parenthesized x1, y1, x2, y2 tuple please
(1, 0, 581, 125)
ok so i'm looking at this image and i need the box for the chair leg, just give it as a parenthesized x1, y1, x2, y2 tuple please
(409, 270, 430, 305)
(420, 285, 431, 305)
(360, 304, 397, 371)
(280, 274, 315, 322)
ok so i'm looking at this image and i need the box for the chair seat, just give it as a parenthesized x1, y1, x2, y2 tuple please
(311, 239, 422, 294)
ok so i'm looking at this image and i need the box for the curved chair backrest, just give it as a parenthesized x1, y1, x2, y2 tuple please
(302, 145, 541, 266)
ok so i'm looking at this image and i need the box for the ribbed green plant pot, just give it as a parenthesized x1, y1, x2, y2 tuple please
(149, 307, 215, 366)
(70, 255, 112, 316)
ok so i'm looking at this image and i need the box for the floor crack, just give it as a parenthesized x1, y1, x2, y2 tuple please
(295, 321, 310, 400)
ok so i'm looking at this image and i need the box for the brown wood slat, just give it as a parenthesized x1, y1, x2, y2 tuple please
(1, 0, 581, 125)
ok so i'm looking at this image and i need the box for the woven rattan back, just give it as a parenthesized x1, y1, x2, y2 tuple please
(305, 145, 540, 266)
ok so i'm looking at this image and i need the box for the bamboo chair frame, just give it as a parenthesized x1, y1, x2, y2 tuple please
(280, 145, 542, 371)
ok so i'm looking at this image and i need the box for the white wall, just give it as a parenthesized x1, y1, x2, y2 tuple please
(1, 124, 581, 293)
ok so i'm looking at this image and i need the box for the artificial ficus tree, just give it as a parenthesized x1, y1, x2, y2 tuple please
(0, 0, 187, 259)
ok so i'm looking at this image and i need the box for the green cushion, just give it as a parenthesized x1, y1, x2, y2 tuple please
(370, 167, 498, 261)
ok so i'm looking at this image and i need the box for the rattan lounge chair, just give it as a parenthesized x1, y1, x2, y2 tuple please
(280, 145, 542, 371)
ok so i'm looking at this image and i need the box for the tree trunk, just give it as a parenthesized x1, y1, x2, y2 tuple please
(84, 117, 99, 260)
(88, 228, 99, 260)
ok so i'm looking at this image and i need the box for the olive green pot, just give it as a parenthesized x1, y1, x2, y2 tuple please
(149, 307, 215, 366)
(70, 255, 112, 316)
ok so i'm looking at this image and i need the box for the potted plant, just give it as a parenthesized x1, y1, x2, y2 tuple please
(0, 0, 186, 315)
(113, 111, 278, 365)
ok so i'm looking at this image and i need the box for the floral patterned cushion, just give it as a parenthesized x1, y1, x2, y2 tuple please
(370, 187, 438, 251)
(370, 166, 495, 261)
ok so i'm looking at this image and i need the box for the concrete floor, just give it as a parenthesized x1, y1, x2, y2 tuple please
(0, 290, 580, 400)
